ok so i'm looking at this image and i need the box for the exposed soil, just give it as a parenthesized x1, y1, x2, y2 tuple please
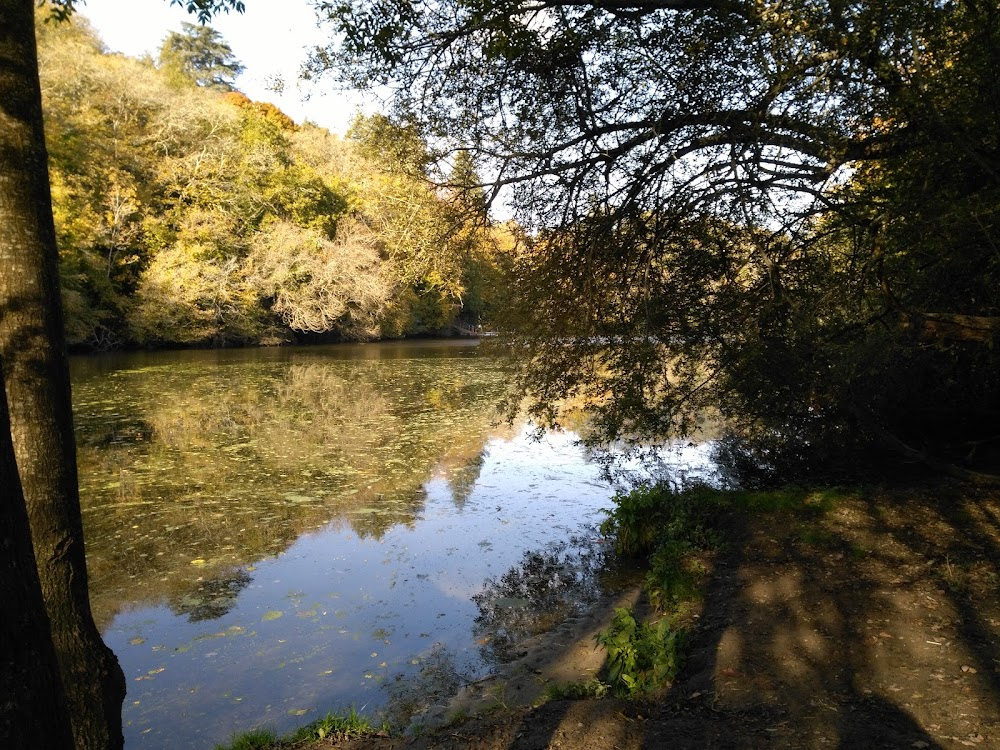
(312, 482, 1000, 750)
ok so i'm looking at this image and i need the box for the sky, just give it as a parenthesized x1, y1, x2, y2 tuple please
(76, 0, 375, 134)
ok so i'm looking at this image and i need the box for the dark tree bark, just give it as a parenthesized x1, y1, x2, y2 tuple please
(0, 364, 74, 749)
(0, 2, 126, 747)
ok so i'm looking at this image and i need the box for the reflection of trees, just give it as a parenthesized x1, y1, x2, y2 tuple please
(170, 568, 252, 623)
(381, 644, 466, 731)
(72, 352, 508, 627)
(435, 421, 517, 509)
(472, 538, 609, 665)
(444, 453, 483, 509)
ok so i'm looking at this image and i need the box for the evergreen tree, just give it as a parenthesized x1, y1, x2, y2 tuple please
(159, 21, 244, 90)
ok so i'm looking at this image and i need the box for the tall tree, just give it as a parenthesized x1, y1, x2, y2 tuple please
(0, 364, 74, 749)
(159, 21, 244, 90)
(0, 1, 245, 746)
(319, 0, 1000, 476)
(0, 4, 125, 746)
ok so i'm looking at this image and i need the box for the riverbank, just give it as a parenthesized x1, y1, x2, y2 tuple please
(275, 480, 1000, 749)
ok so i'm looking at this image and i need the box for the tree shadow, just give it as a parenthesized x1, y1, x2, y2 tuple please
(633, 484, 999, 748)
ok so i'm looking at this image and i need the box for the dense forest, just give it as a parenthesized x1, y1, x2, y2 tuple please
(36, 15, 513, 350)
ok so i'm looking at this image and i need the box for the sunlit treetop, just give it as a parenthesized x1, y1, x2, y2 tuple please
(160, 21, 245, 89)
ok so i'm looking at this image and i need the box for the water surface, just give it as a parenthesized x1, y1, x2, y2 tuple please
(72, 341, 626, 748)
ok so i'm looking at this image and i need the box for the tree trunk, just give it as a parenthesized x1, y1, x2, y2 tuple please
(0, 365, 75, 748)
(904, 311, 1000, 344)
(0, 2, 126, 748)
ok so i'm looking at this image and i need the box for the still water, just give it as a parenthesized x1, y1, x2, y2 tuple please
(71, 340, 633, 748)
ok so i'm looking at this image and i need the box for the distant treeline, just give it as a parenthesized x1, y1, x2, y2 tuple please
(37, 16, 513, 350)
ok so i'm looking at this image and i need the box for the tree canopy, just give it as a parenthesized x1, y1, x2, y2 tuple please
(35, 15, 512, 349)
(317, 0, 1000, 478)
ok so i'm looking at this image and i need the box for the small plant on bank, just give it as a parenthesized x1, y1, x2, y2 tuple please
(600, 484, 724, 559)
(599, 483, 672, 558)
(214, 727, 278, 750)
(288, 706, 382, 743)
(215, 707, 383, 749)
(602, 483, 724, 612)
(595, 484, 728, 695)
(596, 608, 683, 697)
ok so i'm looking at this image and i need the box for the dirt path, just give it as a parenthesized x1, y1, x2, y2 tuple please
(321, 484, 1000, 749)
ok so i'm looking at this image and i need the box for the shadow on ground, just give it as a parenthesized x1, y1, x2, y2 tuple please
(336, 483, 1000, 750)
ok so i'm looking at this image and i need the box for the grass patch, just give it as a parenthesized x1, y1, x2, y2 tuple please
(214, 707, 383, 750)
(214, 727, 278, 750)
(288, 706, 381, 743)
(795, 525, 839, 548)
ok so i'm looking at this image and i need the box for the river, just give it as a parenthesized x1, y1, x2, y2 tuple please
(69, 340, 638, 747)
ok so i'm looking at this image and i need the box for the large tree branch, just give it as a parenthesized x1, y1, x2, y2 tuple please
(656, 108, 918, 166)
(905, 312, 1000, 344)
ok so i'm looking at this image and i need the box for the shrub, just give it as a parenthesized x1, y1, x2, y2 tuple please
(596, 608, 683, 697)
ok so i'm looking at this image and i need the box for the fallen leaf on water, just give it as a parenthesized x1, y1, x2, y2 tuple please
(261, 610, 283, 622)
(288, 708, 308, 716)
(129, 637, 145, 646)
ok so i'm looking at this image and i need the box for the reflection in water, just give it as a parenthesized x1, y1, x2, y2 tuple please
(382, 644, 467, 731)
(444, 453, 485, 509)
(72, 342, 507, 629)
(70, 342, 629, 749)
(472, 538, 609, 665)
(170, 569, 253, 623)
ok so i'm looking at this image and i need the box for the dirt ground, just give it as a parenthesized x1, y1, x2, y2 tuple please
(316, 482, 1000, 750)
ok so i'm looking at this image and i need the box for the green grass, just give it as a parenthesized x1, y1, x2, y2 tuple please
(288, 706, 380, 742)
(214, 707, 382, 750)
(214, 727, 278, 750)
